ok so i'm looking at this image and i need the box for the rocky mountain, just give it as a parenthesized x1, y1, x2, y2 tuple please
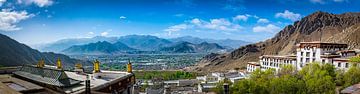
(170, 36, 251, 48)
(40, 35, 248, 53)
(62, 41, 136, 55)
(159, 42, 227, 53)
(0, 33, 87, 67)
(117, 35, 173, 51)
(192, 11, 360, 72)
(41, 36, 118, 52)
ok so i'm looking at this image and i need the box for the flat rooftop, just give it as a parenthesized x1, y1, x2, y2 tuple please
(0, 75, 44, 93)
(0, 82, 21, 94)
(63, 70, 133, 93)
(247, 62, 260, 65)
(6, 65, 134, 94)
(297, 41, 348, 48)
(261, 55, 296, 59)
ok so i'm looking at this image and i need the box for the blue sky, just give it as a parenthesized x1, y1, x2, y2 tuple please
(0, 0, 359, 46)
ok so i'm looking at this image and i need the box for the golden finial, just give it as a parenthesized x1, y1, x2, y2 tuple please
(127, 59, 132, 73)
(57, 58, 62, 69)
(93, 59, 101, 73)
(37, 58, 45, 68)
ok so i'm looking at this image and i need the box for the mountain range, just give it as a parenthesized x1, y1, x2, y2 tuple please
(40, 35, 250, 54)
(159, 42, 227, 53)
(192, 11, 360, 73)
(62, 40, 228, 55)
(169, 36, 250, 48)
(117, 35, 173, 51)
(62, 41, 136, 55)
(41, 36, 118, 52)
(0, 33, 88, 67)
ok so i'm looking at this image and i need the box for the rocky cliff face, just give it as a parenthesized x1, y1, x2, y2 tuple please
(193, 11, 360, 72)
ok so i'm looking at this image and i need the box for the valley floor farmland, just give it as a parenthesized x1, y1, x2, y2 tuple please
(69, 53, 206, 70)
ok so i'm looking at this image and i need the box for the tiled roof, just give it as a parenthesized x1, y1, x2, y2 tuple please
(13, 66, 81, 87)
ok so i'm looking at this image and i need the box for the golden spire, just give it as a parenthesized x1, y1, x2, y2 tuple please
(37, 58, 45, 68)
(127, 59, 132, 73)
(93, 59, 101, 73)
(56, 58, 62, 69)
(75, 63, 82, 69)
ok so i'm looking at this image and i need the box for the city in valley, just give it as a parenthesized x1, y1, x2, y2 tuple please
(0, 0, 360, 94)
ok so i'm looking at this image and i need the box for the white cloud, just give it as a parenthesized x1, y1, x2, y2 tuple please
(33, 0, 53, 7)
(163, 17, 243, 36)
(0, 0, 6, 6)
(233, 14, 251, 21)
(174, 14, 184, 17)
(190, 18, 201, 25)
(101, 32, 109, 36)
(253, 24, 281, 33)
(253, 15, 259, 19)
(119, 16, 126, 19)
(203, 18, 241, 31)
(275, 10, 301, 21)
(99, 29, 112, 36)
(164, 24, 189, 35)
(88, 32, 94, 35)
(18, 0, 53, 7)
(310, 0, 325, 4)
(310, 0, 345, 4)
(257, 18, 270, 23)
(191, 18, 242, 31)
(0, 9, 34, 31)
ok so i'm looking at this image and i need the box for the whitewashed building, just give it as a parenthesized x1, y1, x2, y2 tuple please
(196, 71, 246, 92)
(296, 42, 348, 70)
(259, 55, 297, 72)
(246, 62, 260, 72)
(247, 41, 359, 73)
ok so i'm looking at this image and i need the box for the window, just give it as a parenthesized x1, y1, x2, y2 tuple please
(322, 59, 325, 63)
(313, 53, 316, 57)
(306, 52, 310, 57)
(338, 63, 341, 67)
(301, 52, 303, 56)
(306, 58, 310, 63)
(346, 63, 349, 68)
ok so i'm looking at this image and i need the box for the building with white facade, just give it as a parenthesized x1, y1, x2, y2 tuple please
(259, 55, 296, 72)
(246, 62, 260, 72)
(196, 71, 246, 92)
(296, 42, 348, 70)
(247, 41, 359, 73)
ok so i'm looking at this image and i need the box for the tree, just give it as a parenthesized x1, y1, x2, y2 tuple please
(343, 66, 360, 88)
(268, 75, 305, 94)
(299, 63, 335, 94)
(231, 62, 336, 94)
(339, 56, 360, 88)
(349, 56, 360, 63)
(277, 65, 296, 77)
(335, 70, 345, 86)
